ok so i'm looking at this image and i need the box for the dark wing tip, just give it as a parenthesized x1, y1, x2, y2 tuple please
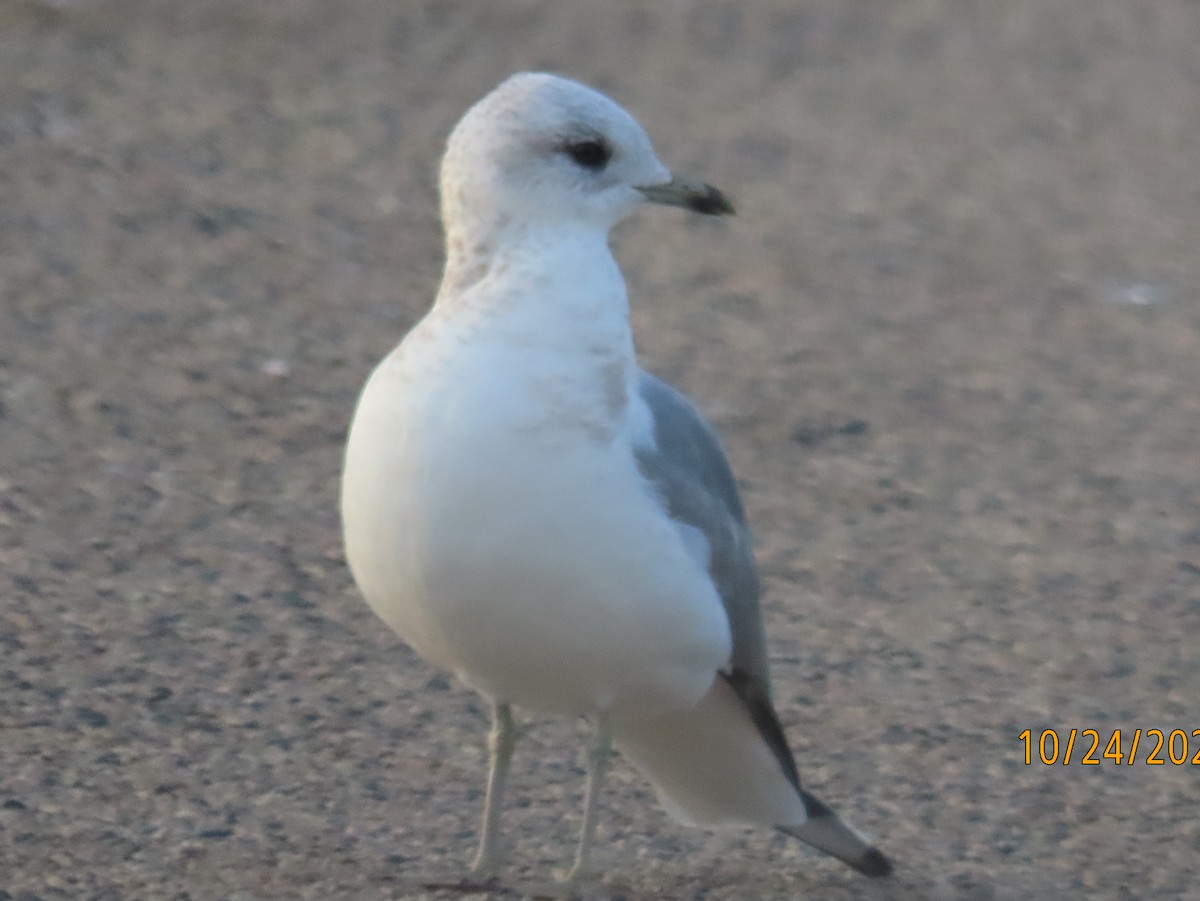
(855, 847, 894, 878)
(786, 791, 895, 879)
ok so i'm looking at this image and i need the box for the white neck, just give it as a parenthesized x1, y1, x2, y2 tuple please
(438, 221, 629, 342)
(431, 220, 639, 445)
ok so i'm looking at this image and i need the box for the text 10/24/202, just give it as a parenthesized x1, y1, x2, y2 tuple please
(1019, 728, 1200, 765)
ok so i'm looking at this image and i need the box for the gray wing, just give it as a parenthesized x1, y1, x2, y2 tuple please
(635, 371, 801, 788)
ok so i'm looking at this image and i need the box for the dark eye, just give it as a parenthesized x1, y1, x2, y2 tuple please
(563, 138, 612, 171)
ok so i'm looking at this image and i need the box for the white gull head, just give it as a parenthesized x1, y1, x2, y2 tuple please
(439, 72, 734, 251)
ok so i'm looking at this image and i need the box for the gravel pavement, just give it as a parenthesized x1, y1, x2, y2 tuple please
(2, 2, 1198, 898)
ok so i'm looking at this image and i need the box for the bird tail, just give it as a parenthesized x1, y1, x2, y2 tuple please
(609, 676, 892, 878)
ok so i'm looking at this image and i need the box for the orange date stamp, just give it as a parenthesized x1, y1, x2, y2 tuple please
(1018, 728, 1200, 766)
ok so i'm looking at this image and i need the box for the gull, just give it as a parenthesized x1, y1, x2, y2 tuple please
(341, 72, 892, 883)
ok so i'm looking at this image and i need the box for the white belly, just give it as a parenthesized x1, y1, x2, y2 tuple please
(341, 325, 731, 717)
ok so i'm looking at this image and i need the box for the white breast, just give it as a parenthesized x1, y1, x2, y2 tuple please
(341, 239, 731, 717)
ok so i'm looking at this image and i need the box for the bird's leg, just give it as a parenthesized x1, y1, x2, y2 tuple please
(562, 713, 612, 883)
(469, 700, 515, 878)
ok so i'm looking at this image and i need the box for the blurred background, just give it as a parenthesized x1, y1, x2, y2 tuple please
(1, 1, 1197, 898)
